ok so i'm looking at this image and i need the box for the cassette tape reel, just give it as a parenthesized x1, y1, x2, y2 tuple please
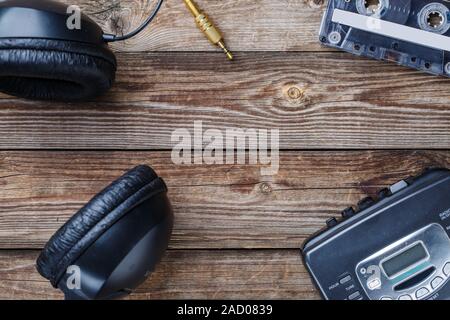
(319, 0, 450, 77)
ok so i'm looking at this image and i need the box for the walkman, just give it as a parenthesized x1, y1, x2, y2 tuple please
(302, 168, 450, 300)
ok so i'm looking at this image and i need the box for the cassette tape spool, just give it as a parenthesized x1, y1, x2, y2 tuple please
(319, 0, 450, 77)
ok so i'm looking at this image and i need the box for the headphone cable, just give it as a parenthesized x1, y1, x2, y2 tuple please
(102, 0, 164, 42)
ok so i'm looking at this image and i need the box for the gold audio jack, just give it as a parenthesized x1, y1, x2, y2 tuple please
(183, 0, 233, 60)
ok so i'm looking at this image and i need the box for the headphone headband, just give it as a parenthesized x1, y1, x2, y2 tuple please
(0, 1, 103, 44)
(0, 0, 164, 44)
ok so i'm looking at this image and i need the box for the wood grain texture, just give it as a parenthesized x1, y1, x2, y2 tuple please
(1, 0, 449, 300)
(67, 0, 327, 52)
(1, 150, 449, 249)
(0, 250, 318, 300)
(1, 52, 450, 149)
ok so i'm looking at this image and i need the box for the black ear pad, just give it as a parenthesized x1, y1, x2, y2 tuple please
(36, 165, 167, 287)
(0, 38, 117, 101)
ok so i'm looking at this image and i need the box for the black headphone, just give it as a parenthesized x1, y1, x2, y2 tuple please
(0, 0, 163, 101)
(36, 165, 173, 300)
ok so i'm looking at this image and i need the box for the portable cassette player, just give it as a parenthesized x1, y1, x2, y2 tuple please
(301, 168, 450, 300)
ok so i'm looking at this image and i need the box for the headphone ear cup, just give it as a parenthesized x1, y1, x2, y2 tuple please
(0, 39, 117, 101)
(36, 165, 169, 288)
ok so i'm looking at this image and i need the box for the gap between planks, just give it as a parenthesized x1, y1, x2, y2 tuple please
(1, 150, 450, 250)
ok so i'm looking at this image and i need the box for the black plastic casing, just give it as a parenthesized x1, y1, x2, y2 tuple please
(301, 169, 450, 300)
(58, 193, 173, 300)
(0, 0, 106, 45)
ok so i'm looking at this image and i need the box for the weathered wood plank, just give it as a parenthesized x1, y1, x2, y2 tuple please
(0, 250, 318, 300)
(1, 52, 450, 150)
(0, 150, 449, 249)
(69, 0, 326, 52)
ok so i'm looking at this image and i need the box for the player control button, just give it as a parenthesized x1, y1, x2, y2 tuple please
(380, 296, 393, 300)
(339, 275, 352, 285)
(341, 207, 356, 219)
(367, 278, 381, 290)
(431, 277, 444, 289)
(443, 262, 450, 276)
(389, 180, 408, 194)
(377, 188, 392, 199)
(358, 197, 375, 210)
(416, 287, 429, 299)
(348, 291, 362, 300)
(398, 295, 412, 300)
(326, 217, 338, 228)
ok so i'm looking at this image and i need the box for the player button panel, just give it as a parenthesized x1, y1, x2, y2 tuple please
(415, 287, 430, 299)
(355, 224, 450, 301)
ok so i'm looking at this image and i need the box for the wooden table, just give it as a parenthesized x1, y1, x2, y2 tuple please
(1, 0, 450, 300)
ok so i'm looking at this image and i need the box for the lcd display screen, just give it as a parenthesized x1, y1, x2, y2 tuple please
(382, 243, 428, 278)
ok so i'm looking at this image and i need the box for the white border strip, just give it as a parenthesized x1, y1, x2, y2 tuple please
(332, 9, 450, 52)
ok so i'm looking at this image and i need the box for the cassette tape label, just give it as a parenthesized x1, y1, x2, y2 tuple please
(319, 0, 450, 76)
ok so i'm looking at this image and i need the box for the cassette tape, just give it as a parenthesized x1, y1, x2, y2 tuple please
(319, 0, 450, 77)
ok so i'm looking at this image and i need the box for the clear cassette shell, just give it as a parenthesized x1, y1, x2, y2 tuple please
(319, 0, 450, 77)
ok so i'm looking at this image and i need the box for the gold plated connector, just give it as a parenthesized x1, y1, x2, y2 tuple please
(183, 0, 233, 60)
